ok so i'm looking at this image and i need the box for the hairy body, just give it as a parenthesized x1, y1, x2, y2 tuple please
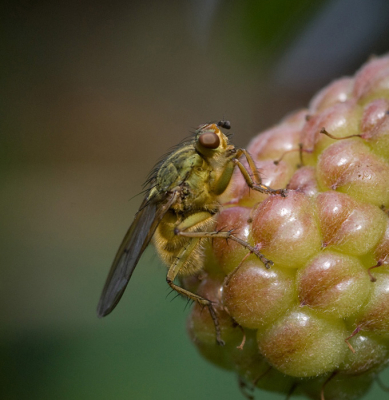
(97, 121, 286, 344)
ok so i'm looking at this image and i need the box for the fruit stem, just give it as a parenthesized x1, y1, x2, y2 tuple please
(320, 127, 361, 140)
(252, 366, 272, 386)
(368, 260, 383, 282)
(345, 326, 361, 353)
(320, 371, 338, 400)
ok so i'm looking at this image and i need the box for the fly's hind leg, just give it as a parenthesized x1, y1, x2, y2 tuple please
(167, 216, 225, 346)
(166, 274, 224, 346)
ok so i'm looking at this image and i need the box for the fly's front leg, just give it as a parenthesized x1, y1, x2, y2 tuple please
(235, 149, 287, 197)
(175, 230, 274, 269)
(167, 212, 225, 346)
(236, 149, 262, 184)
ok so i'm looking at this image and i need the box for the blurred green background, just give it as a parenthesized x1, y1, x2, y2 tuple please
(2, 0, 389, 399)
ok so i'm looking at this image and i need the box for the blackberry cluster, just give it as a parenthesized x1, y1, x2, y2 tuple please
(185, 55, 389, 400)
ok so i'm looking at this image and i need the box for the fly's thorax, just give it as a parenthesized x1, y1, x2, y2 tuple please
(156, 145, 202, 192)
(147, 125, 237, 215)
(154, 142, 220, 212)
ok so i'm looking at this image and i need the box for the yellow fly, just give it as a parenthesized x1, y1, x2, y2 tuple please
(97, 121, 286, 345)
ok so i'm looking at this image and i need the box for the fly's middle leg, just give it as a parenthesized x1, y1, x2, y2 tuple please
(175, 230, 274, 269)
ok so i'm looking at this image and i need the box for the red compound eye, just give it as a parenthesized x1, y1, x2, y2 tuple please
(198, 132, 220, 149)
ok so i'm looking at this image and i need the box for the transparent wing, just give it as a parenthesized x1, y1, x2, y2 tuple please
(97, 191, 177, 317)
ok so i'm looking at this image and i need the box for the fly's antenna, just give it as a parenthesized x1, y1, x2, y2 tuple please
(217, 120, 231, 130)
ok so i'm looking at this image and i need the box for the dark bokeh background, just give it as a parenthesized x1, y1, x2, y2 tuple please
(2, 0, 389, 399)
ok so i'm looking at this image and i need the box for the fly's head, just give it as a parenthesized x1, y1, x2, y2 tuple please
(194, 121, 235, 162)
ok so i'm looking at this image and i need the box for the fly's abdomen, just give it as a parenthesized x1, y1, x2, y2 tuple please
(153, 210, 216, 276)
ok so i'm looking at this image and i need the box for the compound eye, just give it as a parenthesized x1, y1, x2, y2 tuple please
(198, 132, 220, 149)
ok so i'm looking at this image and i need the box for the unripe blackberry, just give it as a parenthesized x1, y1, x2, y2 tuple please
(185, 55, 389, 400)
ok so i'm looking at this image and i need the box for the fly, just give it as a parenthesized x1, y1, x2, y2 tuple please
(97, 121, 287, 345)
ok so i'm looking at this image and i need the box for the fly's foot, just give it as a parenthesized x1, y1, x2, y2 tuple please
(207, 302, 225, 346)
(253, 184, 288, 197)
